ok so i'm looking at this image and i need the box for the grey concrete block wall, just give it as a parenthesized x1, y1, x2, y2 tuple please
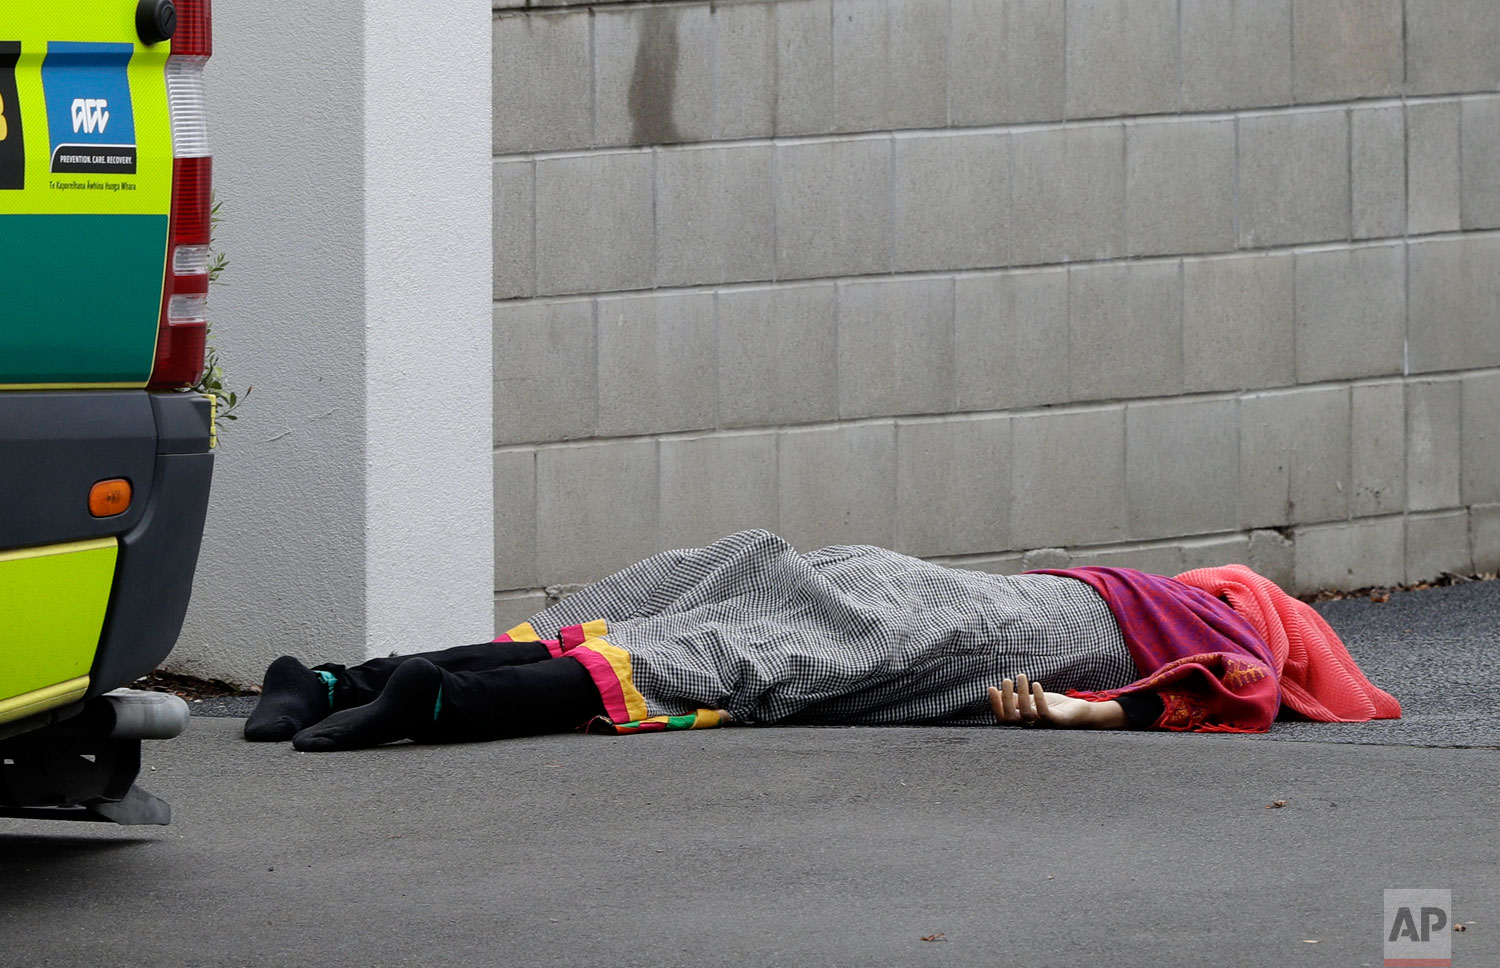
(492, 11, 590, 154)
(1125, 119, 1236, 257)
(494, 591, 550, 639)
(593, 5, 714, 147)
(718, 284, 839, 428)
(712, 3, 775, 140)
(1125, 398, 1241, 540)
(1291, 0, 1403, 103)
(1074, 541, 1188, 577)
(774, 0, 835, 136)
(1406, 511, 1475, 584)
(1294, 517, 1406, 591)
(1247, 528, 1295, 588)
(1240, 387, 1352, 527)
(895, 415, 1011, 557)
(492, 160, 534, 300)
(1407, 236, 1500, 374)
(493, 298, 596, 445)
(1406, 100, 1462, 235)
(491, 0, 1500, 619)
(1064, 0, 1178, 119)
(658, 433, 780, 552)
(493, 449, 538, 591)
(534, 151, 654, 296)
(1407, 379, 1464, 513)
(1292, 244, 1405, 383)
(534, 439, 658, 586)
(1182, 253, 1294, 392)
(778, 422, 898, 550)
(1011, 123, 1125, 264)
(1474, 506, 1500, 574)
(837, 277, 955, 418)
(1011, 407, 1127, 548)
(893, 132, 1010, 272)
(831, 0, 890, 133)
(1463, 373, 1500, 507)
(596, 291, 718, 437)
(954, 268, 1070, 410)
(1350, 105, 1406, 240)
(1237, 109, 1349, 248)
(1179, 0, 1292, 112)
(949, 0, 1065, 125)
(886, 0, 950, 129)
(1461, 96, 1500, 231)
(1068, 260, 1182, 400)
(775, 137, 893, 279)
(1351, 381, 1406, 518)
(833, 0, 949, 132)
(1405, 0, 1500, 95)
(656, 144, 775, 287)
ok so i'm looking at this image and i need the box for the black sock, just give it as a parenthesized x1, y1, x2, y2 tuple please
(291, 657, 444, 752)
(244, 656, 331, 742)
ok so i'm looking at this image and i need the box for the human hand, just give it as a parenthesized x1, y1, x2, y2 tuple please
(988, 674, 1127, 730)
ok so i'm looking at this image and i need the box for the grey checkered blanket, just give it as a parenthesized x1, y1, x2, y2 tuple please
(524, 530, 1136, 726)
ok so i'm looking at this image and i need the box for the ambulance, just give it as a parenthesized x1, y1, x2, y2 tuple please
(0, 0, 214, 824)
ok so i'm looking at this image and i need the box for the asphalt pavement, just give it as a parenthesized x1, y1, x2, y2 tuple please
(2, 580, 1496, 967)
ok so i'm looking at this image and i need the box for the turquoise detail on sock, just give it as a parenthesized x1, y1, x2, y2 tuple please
(433, 685, 443, 723)
(315, 670, 337, 709)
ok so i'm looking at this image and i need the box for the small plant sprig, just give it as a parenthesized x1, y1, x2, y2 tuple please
(193, 197, 250, 426)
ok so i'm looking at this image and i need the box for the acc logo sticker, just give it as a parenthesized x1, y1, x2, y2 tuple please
(0, 41, 23, 190)
(41, 41, 136, 175)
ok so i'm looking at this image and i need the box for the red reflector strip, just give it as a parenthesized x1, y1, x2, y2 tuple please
(149, 155, 213, 388)
(173, 0, 213, 58)
(150, 3, 214, 390)
(171, 156, 212, 246)
(150, 321, 208, 387)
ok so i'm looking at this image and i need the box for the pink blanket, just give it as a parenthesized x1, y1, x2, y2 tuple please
(1174, 565, 1401, 722)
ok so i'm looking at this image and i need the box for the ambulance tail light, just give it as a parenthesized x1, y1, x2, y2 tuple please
(149, 0, 214, 389)
(171, 0, 212, 58)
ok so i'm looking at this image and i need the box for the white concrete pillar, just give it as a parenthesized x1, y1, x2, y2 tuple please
(171, 2, 493, 682)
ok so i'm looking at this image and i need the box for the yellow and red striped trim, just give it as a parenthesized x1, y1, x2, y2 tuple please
(496, 619, 726, 735)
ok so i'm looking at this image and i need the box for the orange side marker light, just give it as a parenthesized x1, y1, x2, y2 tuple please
(89, 479, 133, 518)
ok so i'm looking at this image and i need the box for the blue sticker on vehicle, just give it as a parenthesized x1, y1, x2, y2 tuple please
(0, 42, 22, 189)
(41, 41, 136, 175)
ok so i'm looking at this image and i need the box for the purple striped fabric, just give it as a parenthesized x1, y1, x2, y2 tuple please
(1037, 567, 1281, 731)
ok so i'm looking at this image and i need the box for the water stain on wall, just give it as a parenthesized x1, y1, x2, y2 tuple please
(628, 8, 681, 145)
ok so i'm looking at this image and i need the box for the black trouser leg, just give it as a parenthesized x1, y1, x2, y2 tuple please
(291, 655, 605, 751)
(313, 641, 554, 710)
(433, 655, 606, 742)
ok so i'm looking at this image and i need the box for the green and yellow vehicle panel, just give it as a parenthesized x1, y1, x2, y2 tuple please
(0, 538, 118, 725)
(0, 0, 211, 824)
(0, 2, 174, 388)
